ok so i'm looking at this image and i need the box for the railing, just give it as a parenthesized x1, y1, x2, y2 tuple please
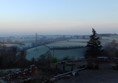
(43, 67, 87, 83)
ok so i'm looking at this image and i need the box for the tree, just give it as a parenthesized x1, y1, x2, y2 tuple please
(16, 50, 30, 68)
(85, 28, 102, 69)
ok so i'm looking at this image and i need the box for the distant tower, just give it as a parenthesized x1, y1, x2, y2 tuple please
(35, 33, 38, 45)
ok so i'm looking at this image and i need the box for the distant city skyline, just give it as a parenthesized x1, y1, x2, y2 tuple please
(0, 0, 118, 35)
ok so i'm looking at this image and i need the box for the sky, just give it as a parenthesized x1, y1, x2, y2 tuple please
(0, 0, 118, 35)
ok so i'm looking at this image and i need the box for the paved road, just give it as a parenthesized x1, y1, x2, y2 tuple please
(56, 64, 118, 83)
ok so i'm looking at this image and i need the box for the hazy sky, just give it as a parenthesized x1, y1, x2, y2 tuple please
(0, 0, 118, 35)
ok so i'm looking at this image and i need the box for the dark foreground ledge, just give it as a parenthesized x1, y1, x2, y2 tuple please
(55, 64, 118, 83)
